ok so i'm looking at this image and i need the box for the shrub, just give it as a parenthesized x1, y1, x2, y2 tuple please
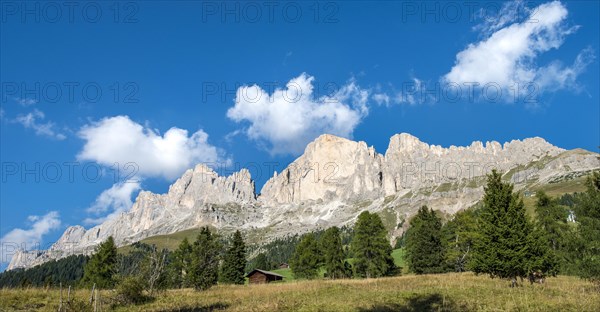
(115, 276, 149, 305)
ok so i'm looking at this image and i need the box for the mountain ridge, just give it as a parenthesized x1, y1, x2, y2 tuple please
(7, 133, 599, 270)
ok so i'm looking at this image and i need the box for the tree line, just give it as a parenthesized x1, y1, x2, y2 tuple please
(0, 255, 88, 288)
(402, 170, 600, 287)
(246, 225, 353, 272)
(289, 211, 398, 279)
(78, 227, 248, 295)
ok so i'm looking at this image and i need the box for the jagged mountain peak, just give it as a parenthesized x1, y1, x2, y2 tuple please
(7, 133, 598, 271)
(386, 133, 558, 156)
(312, 133, 352, 144)
(386, 133, 428, 154)
(304, 134, 370, 156)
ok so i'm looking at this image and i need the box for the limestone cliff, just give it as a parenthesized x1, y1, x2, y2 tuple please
(7, 133, 599, 270)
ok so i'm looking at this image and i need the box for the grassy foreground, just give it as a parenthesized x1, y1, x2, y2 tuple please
(1, 273, 598, 311)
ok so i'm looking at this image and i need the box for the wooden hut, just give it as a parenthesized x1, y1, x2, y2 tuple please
(279, 263, 290, 269)
(246, 269, 284, 284)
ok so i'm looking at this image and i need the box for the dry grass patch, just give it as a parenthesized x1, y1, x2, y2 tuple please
(1, 273, 598, 311)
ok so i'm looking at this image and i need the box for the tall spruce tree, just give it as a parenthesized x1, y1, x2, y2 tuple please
(534, 191, 569, 273)
(442, 208, 479, 272)
(220, 230, 247, 285)
(170, 237, 193, 288)
(472, 170, 556, 286)
(320, 227, 350, 279)
(351, 211, 397, 278)
(290, 233, 321, 279)
(81, 236, 117, 288)
(572, 172, 600, 284)
(535, 191, 569, 251)
(188, 227, 221, 290)
(405, 206, 445, 274)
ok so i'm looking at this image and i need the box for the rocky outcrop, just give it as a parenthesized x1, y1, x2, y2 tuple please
(259, 133, 567, 205)
(382, 134, 565, 192)
(8, 164, 259, 270)
(260, 134, 385, 206)
(7, 133, 599, 271)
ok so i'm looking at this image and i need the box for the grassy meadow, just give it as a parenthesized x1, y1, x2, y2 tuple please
(1, 273, 598, 312)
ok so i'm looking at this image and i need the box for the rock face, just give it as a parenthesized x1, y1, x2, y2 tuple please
(7, 133, 599, 270)
(260, 134, 384, 206)
(259, 133, 567, 206)
(8, 164, 260, 270)
(382, 134, 565, 193)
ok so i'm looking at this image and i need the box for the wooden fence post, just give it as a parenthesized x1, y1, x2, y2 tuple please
(89, 283, 96, 304)
(94, 288, 98, 312)
(58, 282, 62, 312)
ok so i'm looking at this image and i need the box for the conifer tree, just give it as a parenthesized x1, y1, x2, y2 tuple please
(442, 208, 479, 272)
(351, 211, 397, 278)
(171, 237, 193, 288)
(251, 253, 274, 271)
(320, 227, 350, 279)
(527, 223, 560, 279)
(188, 227, 221, 290)
(290, 233, 321, 279)
(81, 236, 118, 288)
(220, 230, 247, 285)
(534, 191, 569, 273)
(405, 206, 445, 274)
(472, 170, 556, 286)
(572, 172, 600, 284)
(535, 191, 569, 251)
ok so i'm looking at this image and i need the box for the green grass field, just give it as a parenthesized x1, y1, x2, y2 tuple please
(1, 273, 598, 311)
(391, 248, 405, 268)
(272, 268, 294, 280)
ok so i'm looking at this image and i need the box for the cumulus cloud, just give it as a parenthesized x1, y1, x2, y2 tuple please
(14, 109, 66, 140)
(77, 115, 223, 180)
(84, 181, 141, 225)
(226, 73, 370, 155)
(1, 211, 61, 264)
(444, 1, 593, 97)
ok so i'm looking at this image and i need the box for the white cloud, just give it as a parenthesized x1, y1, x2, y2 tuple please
(84, 181, 141, 225)
(473, 0, 530, 35)
(394, 78, 426, 105)
(77, 115, 223, 180)
(226, 73, 369, 155)
(373, 93, 390, 106)
(1, 211, 61, 264)
(14, 109, 66, 140)
(15, 97, 38, 107)
(534, 47, 595, 92)
(444, 1, 592, 97)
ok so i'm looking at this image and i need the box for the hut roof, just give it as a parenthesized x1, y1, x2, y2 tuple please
(245, 269, 284, 278)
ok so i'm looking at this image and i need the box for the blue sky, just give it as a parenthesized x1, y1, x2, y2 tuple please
(1, 0, 598, 266)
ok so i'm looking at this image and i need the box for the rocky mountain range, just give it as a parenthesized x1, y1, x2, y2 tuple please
(7, 133, 599, 270)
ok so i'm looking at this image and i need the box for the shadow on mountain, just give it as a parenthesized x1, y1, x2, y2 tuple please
(358, 293, 471, 312)
(158, 302, 229, 312)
